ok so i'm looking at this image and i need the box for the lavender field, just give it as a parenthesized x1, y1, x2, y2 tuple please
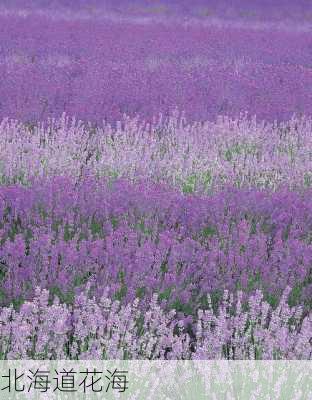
(0, 1, 311, 360)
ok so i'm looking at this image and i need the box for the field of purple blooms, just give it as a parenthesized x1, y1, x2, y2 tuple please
(0, 1, 311, 360)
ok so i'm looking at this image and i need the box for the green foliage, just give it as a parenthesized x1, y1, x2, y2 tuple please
(304, 172, 312, 187)
(182, 174, 197, 194)
(210, 289, 223, 313)
(135, 287, 146, 299)
(201, 170, 212, 191)
(12, 296, 25, 311)
(182, 170, 213, 194)
(160, 261, 168, 274)
(73, 271, 93, 287)
(49, 286, 75, 305)
(0, 262, 6, 282)
(288, 271, 312, 309)
(224, 142, 258, 162)
(114, 285, 127, 301)
(288, 284, 302, 307)
(247, 272, 261, 291)
(63, 223, 75, 242)
(158, 287, 172, 301)
(135, 219, 153, 236)
(266, 293, 279, 308)
(7, 216, 23, 241)
(170, 298, 193, 315)
(0, 288, 6, 304)
(95, 150, 101, 162)
(111, 216, 118, 229)
(201, 225, 217, 238)
(136, 315, 145, 337)
(90, 218, 102, 237)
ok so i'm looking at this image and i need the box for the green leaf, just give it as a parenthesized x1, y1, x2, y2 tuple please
(160, 261, 168, 274)
(90, 219, 102, 236)
(111, 216, 118, 229)
(114, 285, 127, 301)
(202, 225, 216, 238)
(73, 271, 93, 287)
(135, 287, 146, 299)
(170, 298, 193, 315)
(182, 175, 197, 194)
(158, 287, 172, 301)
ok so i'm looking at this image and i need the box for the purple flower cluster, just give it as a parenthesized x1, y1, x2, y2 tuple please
(0, 177, 311, 312)
(0, 287, 310, 360)
(1, 114, 312, 191)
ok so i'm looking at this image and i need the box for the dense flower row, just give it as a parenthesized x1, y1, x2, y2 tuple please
(0, 9, 311, 124)
(1, 114, 312, 191)
(0, 177, 311, 310)
(0, 286, 310, 360)
(3, 0, 312, 23)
